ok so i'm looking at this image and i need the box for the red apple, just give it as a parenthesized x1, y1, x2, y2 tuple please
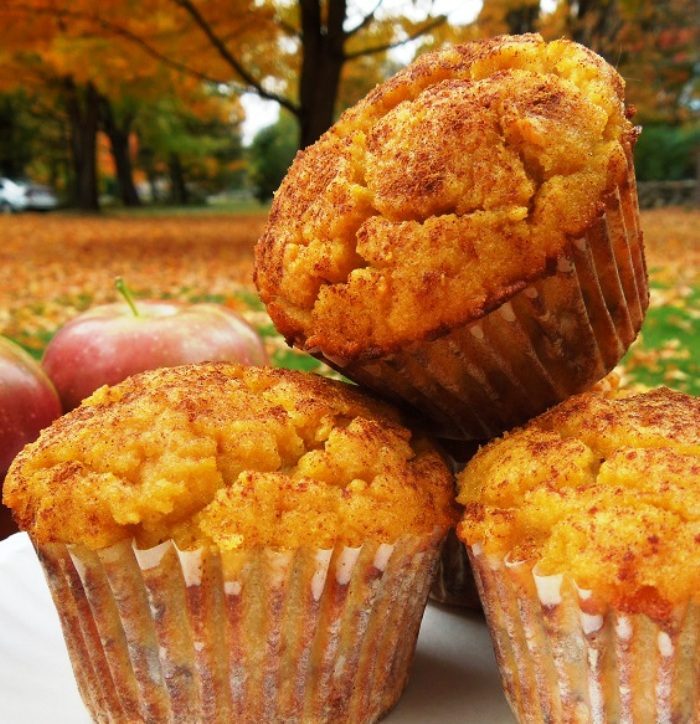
(42, 282, 267, 411)
(0, 336, 62, 477)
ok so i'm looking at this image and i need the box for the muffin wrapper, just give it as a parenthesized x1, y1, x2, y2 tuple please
(429, 444, 482, 609)
(468, 545, 700, 723)
(334, 153, 648, 440)
(35, 532, 443, 724)
(429, 528, 481, 609)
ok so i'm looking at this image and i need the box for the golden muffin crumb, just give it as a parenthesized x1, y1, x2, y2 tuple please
(4, 364, 456, 551)
(457, 388, 700, 615)
(255, 34, 634, 361)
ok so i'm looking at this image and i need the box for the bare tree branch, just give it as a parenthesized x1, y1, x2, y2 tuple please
(171, 0, 299, 114)
(345, 0, 384, 37)
(344, 14, 447, 60)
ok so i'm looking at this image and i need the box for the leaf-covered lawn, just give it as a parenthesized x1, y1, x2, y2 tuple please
(0, 206, 697, 392)
(618, 207, 699, 395)
(0, 211, 335, 376)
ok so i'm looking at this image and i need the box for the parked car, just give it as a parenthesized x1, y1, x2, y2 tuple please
(0, 177, 59, 212)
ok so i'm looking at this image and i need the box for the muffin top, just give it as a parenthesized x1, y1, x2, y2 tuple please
(4, 364, 456, 551)
(457, 388, 700, 616)
(255, 34, 634, 362)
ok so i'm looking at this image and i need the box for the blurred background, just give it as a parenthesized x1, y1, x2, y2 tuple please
(0, 0, 698, 389)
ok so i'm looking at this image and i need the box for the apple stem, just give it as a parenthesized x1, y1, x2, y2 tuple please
(115, 277, 140, 318)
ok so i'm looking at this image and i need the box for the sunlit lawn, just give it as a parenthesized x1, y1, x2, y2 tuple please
(0, 206, 697, 393)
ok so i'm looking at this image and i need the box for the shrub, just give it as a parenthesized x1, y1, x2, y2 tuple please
(634, 124, 700, 181)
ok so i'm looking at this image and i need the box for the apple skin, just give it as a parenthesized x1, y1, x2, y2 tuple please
(0, 337, 62, 477)
(42, 301, 268, 411)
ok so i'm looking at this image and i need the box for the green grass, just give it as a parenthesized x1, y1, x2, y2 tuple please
(231, 289, 266, 312)
(620, 283, 699, 395)
(272, 348, 323, 372)
(102, 200, 271, 217)
(13, 331, 53, 361)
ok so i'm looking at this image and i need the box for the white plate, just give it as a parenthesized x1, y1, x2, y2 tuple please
(0, 533, 513, 723)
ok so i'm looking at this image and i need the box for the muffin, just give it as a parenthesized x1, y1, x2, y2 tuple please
(3, 363, 456, 723)
(255, 34, 647, 440)
(457, 387, 700, 722)
(431, 372, 623, 608)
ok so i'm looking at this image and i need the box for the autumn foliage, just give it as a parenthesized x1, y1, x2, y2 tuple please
(0, 0, 248, 209)
(0, 0, 696, 213)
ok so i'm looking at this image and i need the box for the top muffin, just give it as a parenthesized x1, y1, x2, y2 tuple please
(3, 364, 456, 551)
(255, 34, 634, 362)
(457, 388, 700, 615)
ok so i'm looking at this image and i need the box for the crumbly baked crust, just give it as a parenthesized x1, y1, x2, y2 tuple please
(255, 34, 634, 360)
(457, 387, 700, 613)
(4, 363, 455, 550)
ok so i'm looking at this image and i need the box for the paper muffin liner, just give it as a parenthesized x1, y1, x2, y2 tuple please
(468, 545, 700, 723)
(35, 531, 443, 724)
(333, 152, 647, 440)
(429, 528, 481, 609)
(429, 441, 482, 608)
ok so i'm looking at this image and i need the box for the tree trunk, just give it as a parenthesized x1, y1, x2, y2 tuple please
(64, 79, 100, 212)
(0, 96, 30, 178)
(297, 0, 347, 148)
(505, 4, 540, 34)
(173, 0, 444, 151)
(568, 0, 618, 57)
(99, 97, 141, 207)
(168, 153, 189, 205)
(172, 0, 445, 151)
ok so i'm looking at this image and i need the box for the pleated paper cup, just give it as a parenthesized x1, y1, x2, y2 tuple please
(35, 531, 443, 724)
(429, 528, 481, 609)
(333, 151, 647, 440)
(429, 441, 481, 609)
(468, 544, 700, 723)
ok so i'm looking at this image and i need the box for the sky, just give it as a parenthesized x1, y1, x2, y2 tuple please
(240, 0, 486, 144)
